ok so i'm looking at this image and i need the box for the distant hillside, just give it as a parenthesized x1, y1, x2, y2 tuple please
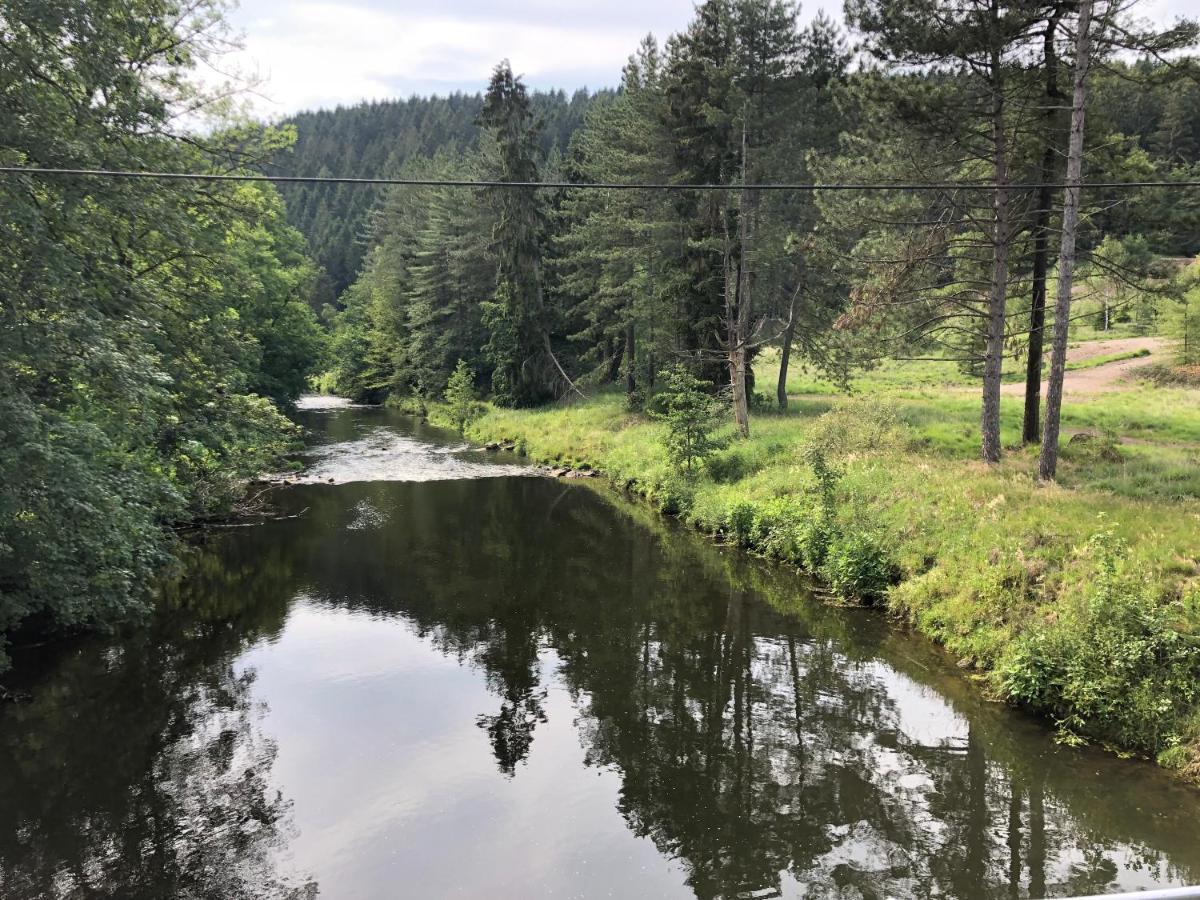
(272, 89, 608, 298)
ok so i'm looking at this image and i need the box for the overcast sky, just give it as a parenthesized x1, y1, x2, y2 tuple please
(218, 0, 1198, 118)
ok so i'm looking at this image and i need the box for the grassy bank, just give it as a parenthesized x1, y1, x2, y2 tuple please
(432, 352, 1200, 778)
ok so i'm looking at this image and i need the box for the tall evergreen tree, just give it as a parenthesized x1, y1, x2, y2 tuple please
(556, 37, 675, 401)
(478, 61, 563, 407)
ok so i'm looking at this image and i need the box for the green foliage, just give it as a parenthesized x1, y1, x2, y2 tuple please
(724, 501, 758, 547)
(652, 367, 728, 475)
(480, 62, 556, 407)
(1, 0, 320, 669)
(820, 530, 899, 603)
(1000, 527, 1200, 754)
(279, 89, 603, 295)
(1082, 234, 1160, 333)
(747, 497, 830, 571)
(740, 447, 896, 601)
(1166, 263, 1200, 366)
(323, 153, 496, 403)
(554, 37, 675, 397)
(807, 397, 911, 459)
(647, 473, 697, 517)
(444, 360, 481, 434)
(219, 185, 329, 405)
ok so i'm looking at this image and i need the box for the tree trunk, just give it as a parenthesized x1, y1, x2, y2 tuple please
(981, 33, 1011, 465)
(1022, 11, 1062, 446)
(603, 336, 623, 383)
(624, 320, 636, 398)
(728, 128, 754, 439)
(729, 258, 751, 439)
(777, 315, 796, 411)
(1023, 177, 1052, 444)
(777, 263, 805, 411)
(1040, 0, 1093, 481)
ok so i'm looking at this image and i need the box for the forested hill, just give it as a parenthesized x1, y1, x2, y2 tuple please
(273, 89, 608, 296)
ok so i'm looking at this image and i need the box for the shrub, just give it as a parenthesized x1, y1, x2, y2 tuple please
(651, 366, 727, 476)
(794, 516, 836, 572)
(821, 529, 900, 602)
(647, 473, 696, 517)
(706, 450, 751, 483)
(1062, 429, 1123, 464)
(444, 360, 481, 434)
(749, 498, 804, 559)
(748, 390, 773, 411)
(808, 396, 910, 459)
(999, 528, 1200, 753)
(724, 501, 757, 547)
(1139, 362, 1200, 388)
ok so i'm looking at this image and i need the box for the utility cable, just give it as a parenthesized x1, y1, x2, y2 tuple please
(3, 166, 1200, 192)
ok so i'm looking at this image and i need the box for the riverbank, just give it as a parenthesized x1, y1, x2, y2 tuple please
(430, 376, 1200, 779)
(9, 398, 1200, 896)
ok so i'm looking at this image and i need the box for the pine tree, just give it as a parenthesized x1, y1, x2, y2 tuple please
(555, 37, 675, 402)
(444, 360, 480, 434)
(478, 61, 560, 407)
(846, 0, 1051, 462)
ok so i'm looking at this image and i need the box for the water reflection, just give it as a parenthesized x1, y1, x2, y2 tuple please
(2, 407, 1199, 899)
(0, 554, 317, 898)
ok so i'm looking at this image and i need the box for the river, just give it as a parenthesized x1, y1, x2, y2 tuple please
(2, 398, 1199, 899)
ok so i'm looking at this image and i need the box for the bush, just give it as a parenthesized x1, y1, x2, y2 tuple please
(1061, 429, 1124, 464)
(1139, 362, 1200, 388)
(808, 396, 910, 459)
(724, 501, 757, 547)
(646, 473, 695, 517)
(651, 366, 727, 476)
(821, 529, 900, 602)
(706, 450, 751, 483)
(444, 360, 482, 434)
(748, 498, 803, 559)
(1000, 528, 1200, 754)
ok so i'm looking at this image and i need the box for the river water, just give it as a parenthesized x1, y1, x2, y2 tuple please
(2, 399, 1199, 899)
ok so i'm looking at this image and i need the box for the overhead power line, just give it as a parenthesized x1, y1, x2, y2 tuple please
(3, 165, 1200, 192)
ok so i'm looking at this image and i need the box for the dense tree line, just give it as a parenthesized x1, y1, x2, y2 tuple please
(0, 0, 325, 670)
(324, 0, 1197, 469)
(275, 88, 607, 298)
(329, 6, 856, 406)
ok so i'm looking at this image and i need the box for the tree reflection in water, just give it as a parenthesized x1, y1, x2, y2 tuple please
(269, 474, 1199, 900)
(3, 456, 1199, 899)
(0, 541, 317, 899)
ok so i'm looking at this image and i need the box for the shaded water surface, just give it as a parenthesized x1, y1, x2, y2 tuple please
(2, 400, 1200, 899)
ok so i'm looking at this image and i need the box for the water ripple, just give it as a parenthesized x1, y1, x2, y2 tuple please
(288, 426, 531, 485)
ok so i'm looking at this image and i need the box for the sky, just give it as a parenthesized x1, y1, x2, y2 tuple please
(217, 0, 1198, 118)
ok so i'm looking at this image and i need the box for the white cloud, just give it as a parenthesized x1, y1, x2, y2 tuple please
(217, 0, 697, 115)
(210, 0, 1199, 117)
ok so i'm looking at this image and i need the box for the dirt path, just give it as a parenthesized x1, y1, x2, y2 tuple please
(1000, 335, 1165, 397)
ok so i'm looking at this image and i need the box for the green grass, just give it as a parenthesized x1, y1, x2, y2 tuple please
(433, 354, 1200, 778)
(1066, 347, 1152, 370)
